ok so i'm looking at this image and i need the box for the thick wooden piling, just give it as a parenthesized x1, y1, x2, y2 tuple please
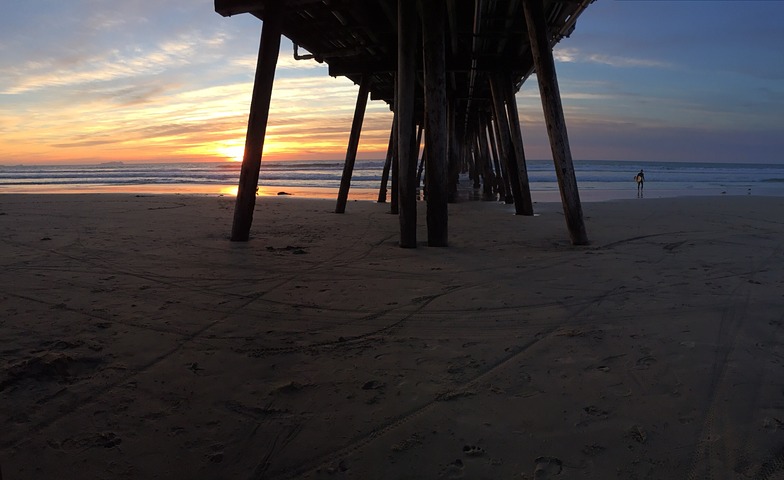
(335, 76, 371, 214)
(397, 0, 418, 247)
(230, 9, 282, 242)
(502, 76, 534, 215)
(490, 75, 526, 214)
(421, 0, 449, 246)
(523, 0, 588, 244)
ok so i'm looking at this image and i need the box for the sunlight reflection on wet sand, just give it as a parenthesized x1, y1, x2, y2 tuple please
(0, 183, 380, 200)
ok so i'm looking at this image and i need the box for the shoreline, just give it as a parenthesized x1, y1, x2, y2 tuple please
(1, 182, 782, 203)
(1, 194, 784, 479)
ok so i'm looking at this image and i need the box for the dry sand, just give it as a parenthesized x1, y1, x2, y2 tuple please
(1, 193, 783, 479)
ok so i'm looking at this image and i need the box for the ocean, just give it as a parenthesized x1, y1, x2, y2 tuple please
(1, 160, 783, 201)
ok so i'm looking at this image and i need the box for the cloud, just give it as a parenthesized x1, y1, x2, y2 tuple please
(2, 31, 227, 95)
(554, 48, 670, 68)
(50, 138, 121, 148)
(229, 52, 330, 75)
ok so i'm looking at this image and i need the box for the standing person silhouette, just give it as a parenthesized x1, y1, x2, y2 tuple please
(635, 169, 645, 195)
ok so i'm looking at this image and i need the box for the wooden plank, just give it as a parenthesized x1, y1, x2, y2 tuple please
(335, 76, 371, 214)
(215, 0, 323, 17)
(230, 7, 282, 242)
(397, 0, 418, 247)
(523, 0, 589, 245)
(421, 0, 449, 247)
(215, 0, 265, 17)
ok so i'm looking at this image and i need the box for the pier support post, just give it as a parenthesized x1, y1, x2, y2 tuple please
(378, 121, 395, 203)
(335, 76, 371, 214)
(491, 117, 513, 204)
(484, 114, 506, 201)
(490, 75, 526, 214)
(398, 0, 418, 247)
(391, 123, 399, 214)
(416, 128, 426, 189)
(421, 0, 449, 246)
(231, 8, 282, 242)
(477, 120, 495, 199)
(471, 133, 481, 189)
(523, 0, 588, 244)
(447, 100, 459, 203)
(502, 76, 534, 215)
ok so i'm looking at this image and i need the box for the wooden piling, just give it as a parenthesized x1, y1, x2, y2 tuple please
(447, 101, 459, 203)
(523, 0, 588, 245)
(414, 123, 424, 188)
(490, 75, 526, 214)
(397, 0, 418, 247)
(476, 121, 495, 198)
(377, 122, 394, 203)
(490, 117, 514, 204)
(335, 76, 371, 214)
(502, 76, 534, 215)
(484, 115, 506, 201)
(390, 130, 399, 214)
(230, 8, 282, 242)
(421, 0, 448, 246)
(471, 133, 482, 190)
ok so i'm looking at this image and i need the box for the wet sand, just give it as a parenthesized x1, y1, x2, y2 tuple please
(1, 193, 783, 479)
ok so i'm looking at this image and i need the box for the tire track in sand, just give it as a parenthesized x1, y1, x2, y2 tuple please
(252, 286, 622, 480)
(686, 243, 783, 479)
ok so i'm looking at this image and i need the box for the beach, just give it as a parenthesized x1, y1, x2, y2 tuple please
(1, 193, 783, 479)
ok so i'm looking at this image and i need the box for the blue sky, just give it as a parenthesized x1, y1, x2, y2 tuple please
(532, 0, 784, 164)
(0, 0, 782, 164)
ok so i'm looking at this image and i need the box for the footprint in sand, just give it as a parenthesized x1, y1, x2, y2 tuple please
(533, 456, 562, 478)
(627, 425, 647, 444)
(583, 405, 609, 417)
(463, 444, 485, 457)
(440, 459, 464, 479)
(208, 443, 224, 463)
(635, 355, 657, 369)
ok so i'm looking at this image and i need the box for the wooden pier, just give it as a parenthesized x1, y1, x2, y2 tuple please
(216, 0, 592, 246)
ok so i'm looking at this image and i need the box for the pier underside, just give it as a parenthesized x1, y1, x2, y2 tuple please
(217, 0, 591, 246)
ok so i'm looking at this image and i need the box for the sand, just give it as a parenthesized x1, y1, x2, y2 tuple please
(1, 193, 783, 479)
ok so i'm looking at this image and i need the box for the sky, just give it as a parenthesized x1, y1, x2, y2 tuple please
(0, 0, 782, 165)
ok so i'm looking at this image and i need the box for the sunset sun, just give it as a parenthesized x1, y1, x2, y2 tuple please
(217, 144, 245, 163)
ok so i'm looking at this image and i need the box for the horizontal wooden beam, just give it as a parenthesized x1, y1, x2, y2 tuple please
(214, 0, 264, 17)
(328, 56, 536, 77)
(215, 0, 323, 17)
